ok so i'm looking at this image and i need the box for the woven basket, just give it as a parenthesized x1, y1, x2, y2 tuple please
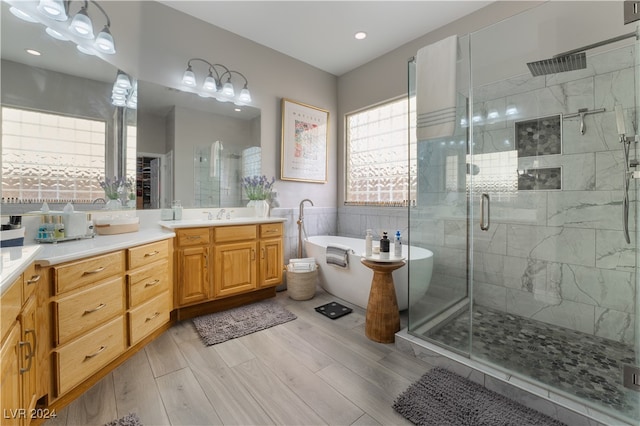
(286, 269, 318, 300)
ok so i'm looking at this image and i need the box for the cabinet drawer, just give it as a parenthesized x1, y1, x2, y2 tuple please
(54, 251, 124, 294)
(0, 275, 22, 341)
(22, 262, 40, 302)
(54, 316, 125, 396)
(128, 240, 169, 270)
(128, 264, 170, 307)
(128, 291, 172, 346)
(260, 223, 282, 238)
(176, 228, 210, 247)
(54, 277, 124, 346)
(214, 225, 256, 243)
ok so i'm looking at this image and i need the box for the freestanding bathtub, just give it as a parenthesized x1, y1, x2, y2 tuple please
(304, 235, 433, 311)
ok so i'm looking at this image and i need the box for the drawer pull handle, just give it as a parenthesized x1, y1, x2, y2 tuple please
(145, 279, 160, 288)
(19, 340, 33, 373)
(26, 275, 41, 285)
(265, 229, 277, 234)
(186, 236, 201, 240)
(261, 248, 265, 259)
(85, 345, 106, 360)
(146, 312, 161, 322)
(25, 329, 36, 358)
(83, 266, 105, 275)
(84, 303, 106, 314)
(144, 250, 160, 257)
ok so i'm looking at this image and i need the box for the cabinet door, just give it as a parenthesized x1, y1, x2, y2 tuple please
(20, 296, 37, 420)
(1, 324, 21, 426)
(213, 242, 256, 298)
(177, 246, 210, 306)
(259, 238, 283, 288)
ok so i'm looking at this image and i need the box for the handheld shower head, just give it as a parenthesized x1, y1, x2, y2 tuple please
(615, 104, 626, 137)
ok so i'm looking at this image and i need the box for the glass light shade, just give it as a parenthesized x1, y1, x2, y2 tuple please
(76, 44, 96, 55)
(112, 98, 126, 107)
(487, 109, 499, 119)
(182, 68, 196, 87)
(506, 105, 518, 116)
(94, 26, 115, 54)
(126, 100, 137, 109)
(115, 73, 132, 89)
(111, 93, 126, 101)
(45, 27, 68, 41)
(203, 75, 217, 91)
(238, 88, 252, 103)
(10, 7, 38, 23)
(37, 0, 68, 21)
(222, 81, 235, 97)
(112, 86, 127, 95)
(69, 8, 94, 39)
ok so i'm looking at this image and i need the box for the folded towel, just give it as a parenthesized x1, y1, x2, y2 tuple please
(210, 140, 222, 177)
(326, 244, 353, 268)
(416, 35, 458, 141)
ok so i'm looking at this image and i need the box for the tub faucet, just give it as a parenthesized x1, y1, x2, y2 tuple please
(297, 199, 314, 258)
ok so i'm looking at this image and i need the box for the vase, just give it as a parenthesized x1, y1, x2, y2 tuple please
(250, 199, 269, 218)
(105, 198, 122, 210)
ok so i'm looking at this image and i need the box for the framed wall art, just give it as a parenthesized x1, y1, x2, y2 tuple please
(281, 98, 329, 183)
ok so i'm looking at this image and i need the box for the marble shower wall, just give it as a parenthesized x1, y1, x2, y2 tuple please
(467, 45, 637, 344)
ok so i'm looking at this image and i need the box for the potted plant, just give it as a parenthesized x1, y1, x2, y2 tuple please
(98, 176, 125, 210)
(242, 175, 275, 217)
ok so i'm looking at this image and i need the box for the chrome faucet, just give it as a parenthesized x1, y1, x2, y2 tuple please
(216, 208, 226, 220)
(297, 199, 314, 258)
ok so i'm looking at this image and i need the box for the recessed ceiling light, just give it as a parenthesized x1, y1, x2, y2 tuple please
(234, 108, 242, 112)
(26, 49, 41, 56)
(354, 31, 367, 40)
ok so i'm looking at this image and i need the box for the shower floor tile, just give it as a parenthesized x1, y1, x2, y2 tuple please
(425, 306, 638, 421)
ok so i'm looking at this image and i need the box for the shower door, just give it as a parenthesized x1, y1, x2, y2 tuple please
(468, 2, 639, 422)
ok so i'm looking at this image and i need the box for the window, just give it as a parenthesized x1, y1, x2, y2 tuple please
(2, 107, 107, 203)
(345, 97, 416, 205)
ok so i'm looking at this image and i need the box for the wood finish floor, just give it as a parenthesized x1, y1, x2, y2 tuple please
(44, 289, 433, 426)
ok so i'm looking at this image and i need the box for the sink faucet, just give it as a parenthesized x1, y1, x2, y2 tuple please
(203, 211, 214, 220)
(216, 209, 226, 220)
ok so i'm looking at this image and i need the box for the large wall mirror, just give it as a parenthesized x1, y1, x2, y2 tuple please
(1, 0, 261, 215)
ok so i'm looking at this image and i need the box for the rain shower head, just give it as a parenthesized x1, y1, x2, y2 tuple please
(526, 52, 587, 77)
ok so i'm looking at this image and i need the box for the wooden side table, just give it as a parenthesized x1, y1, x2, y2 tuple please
(360, 258, 406, 343)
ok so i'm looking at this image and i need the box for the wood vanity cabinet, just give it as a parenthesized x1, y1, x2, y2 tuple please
(175, 228, 211, 306)
(1, 263, 42, 426)
(174, 222, 284, 308)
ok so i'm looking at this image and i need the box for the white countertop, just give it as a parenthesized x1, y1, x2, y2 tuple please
(0, 245, 42, 296)
(159, 217, 286, 229)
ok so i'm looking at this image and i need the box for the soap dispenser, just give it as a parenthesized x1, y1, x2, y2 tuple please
(394, 231, 402, 257)
(365, 229, 373, 257)
(380, 232, 390, 259)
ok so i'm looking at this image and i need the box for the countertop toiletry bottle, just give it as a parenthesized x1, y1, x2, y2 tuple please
(394, 231, 402, 257)
(37, 216, 47, 240)
(54, 215, 65, 239)
(172, 200, 183, 220)
(365, 229, 373, 257)
(380, 232, 390, 258)
(86, 214, 94, 236)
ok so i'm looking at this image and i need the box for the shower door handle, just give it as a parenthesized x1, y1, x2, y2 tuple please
(480, 193, 490, 231)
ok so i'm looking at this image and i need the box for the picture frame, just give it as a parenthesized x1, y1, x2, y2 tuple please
(280, 98, 329, 183)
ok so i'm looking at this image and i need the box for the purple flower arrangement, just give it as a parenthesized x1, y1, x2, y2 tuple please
(242, 175, 275, 200)
(98, 176, 127, 200)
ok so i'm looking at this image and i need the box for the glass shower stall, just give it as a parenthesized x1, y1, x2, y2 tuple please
(408, 2, 639, 423)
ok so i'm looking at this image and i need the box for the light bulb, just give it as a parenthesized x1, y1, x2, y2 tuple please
(37, 0, 68, 21)
(45, 27, 68, 41)
(222, 81, 235, 97)
(238, 87, 252, 103)
(69, 7, 94, 39)
(203, 74, 217, 91)
(182, 67, 196, 87)
(94, 26, 115, 54)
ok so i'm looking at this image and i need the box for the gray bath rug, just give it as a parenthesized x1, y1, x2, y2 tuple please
(104, 413, 142, 426)
(393, 368, 566, 426)
(193, 300, 297, 345)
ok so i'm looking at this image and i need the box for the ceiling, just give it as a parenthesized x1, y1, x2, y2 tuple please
(158, 1, 492, 76)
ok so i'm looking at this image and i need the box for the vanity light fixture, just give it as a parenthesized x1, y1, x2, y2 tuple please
(111, 70, 136, 109)
(6, 0, 117, 55)
(181, 58, 252, 105)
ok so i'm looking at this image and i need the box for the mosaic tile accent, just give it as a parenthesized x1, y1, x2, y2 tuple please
(515, 115, 562, 157)
(517, 167, 562, 190)
(425, 306, 638, 420)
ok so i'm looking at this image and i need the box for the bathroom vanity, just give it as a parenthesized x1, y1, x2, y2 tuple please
(0, 216, 285, 424)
